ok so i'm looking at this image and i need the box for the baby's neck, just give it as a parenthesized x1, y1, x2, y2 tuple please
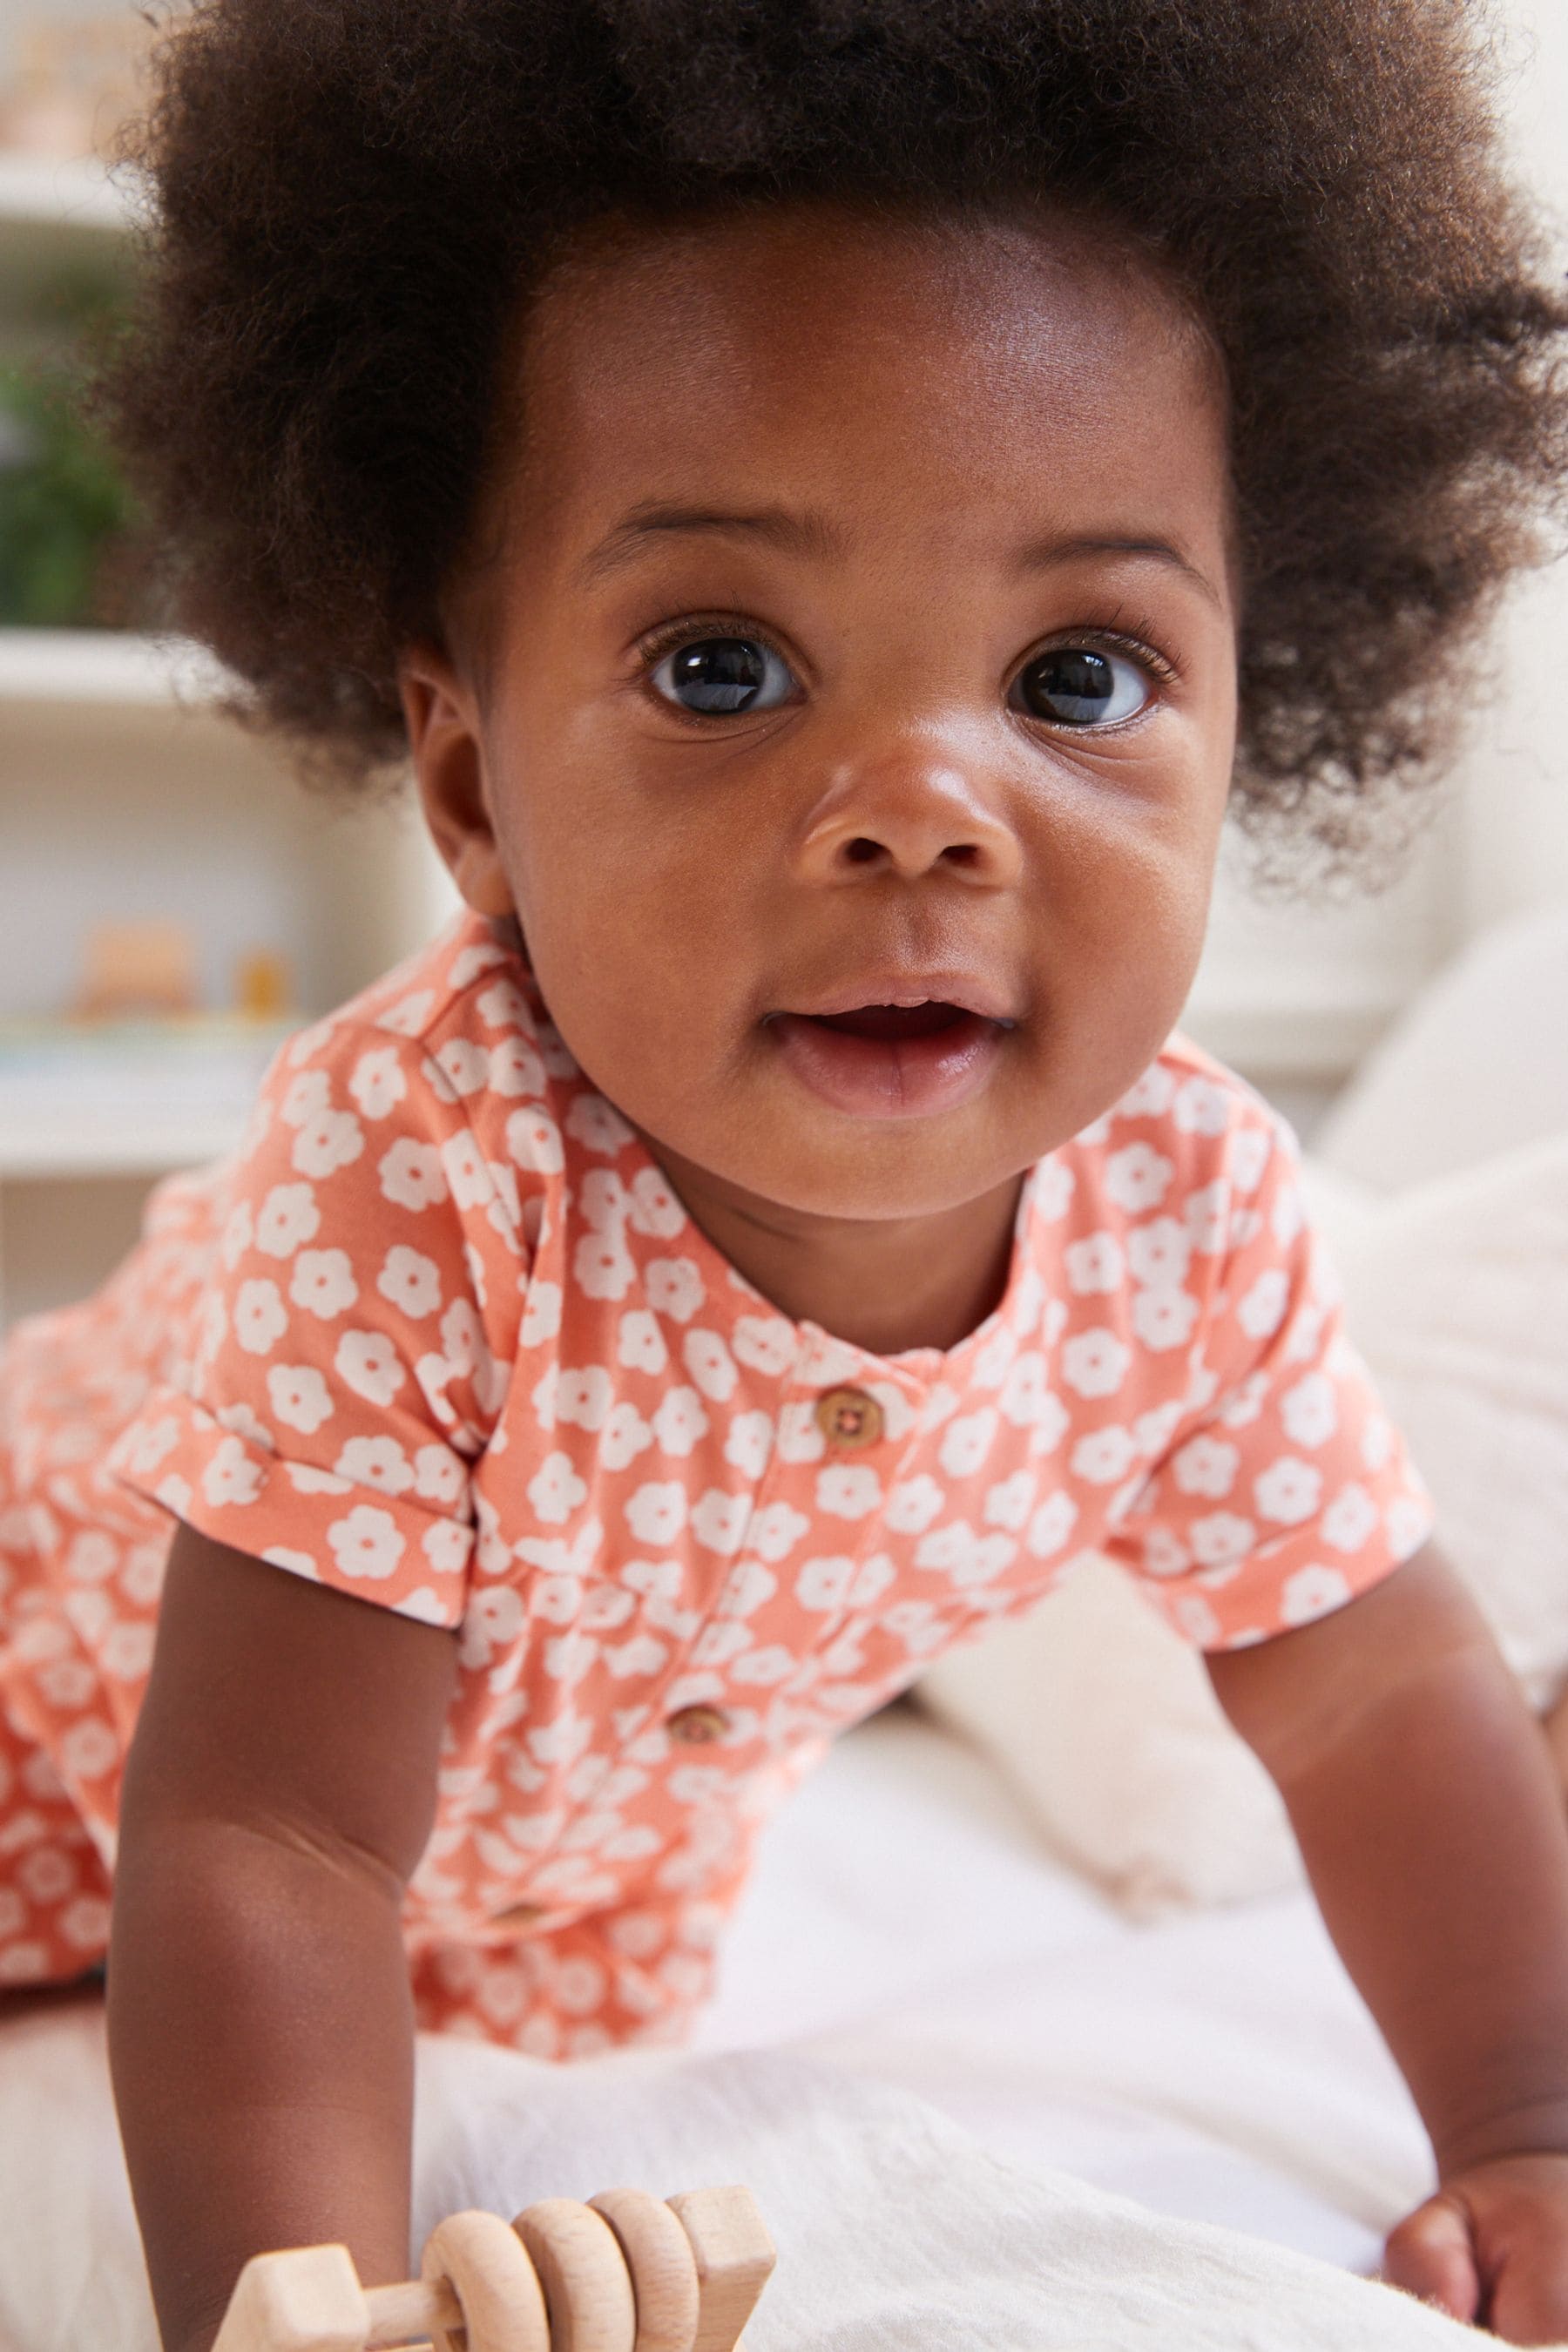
(637, 1143, 1027, 1360)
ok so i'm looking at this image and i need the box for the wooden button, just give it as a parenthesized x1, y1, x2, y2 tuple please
(666, 1704, 730, 1745)
(814, 1385, 883, 1449)
(493, 1899, 549, 1927)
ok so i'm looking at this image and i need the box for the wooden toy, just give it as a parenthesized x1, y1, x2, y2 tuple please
(211, 2183, 775, 2352)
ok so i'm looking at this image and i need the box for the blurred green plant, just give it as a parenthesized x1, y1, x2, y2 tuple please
(0, 273, 146, 628)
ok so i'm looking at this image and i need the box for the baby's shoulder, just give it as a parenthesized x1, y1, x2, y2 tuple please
(1051, 1029, 1301, 1228)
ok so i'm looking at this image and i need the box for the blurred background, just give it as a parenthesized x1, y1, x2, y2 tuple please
(1, 0, 1565, 1335)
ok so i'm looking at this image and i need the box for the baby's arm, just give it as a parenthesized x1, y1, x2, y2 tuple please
(108, 1523, 458, 2352)
(1207, 1538, 1568, 2336)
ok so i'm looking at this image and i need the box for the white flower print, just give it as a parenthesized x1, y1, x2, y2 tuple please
(435, 1037, 490, 1096)
(599, 1402, 653, 1472)
(1126, 1215, 1192, 1288)
(378, 988, 436, 1037)
(1236, 1268, 1289, 1341)
(1133, 1399, 1183, 1456)
(102, 1621, 156, 1682)
(1281, 1564, 1353, 1626)
(1113, 1062, 1177, 1119)
(574, 1229, 637, 1301)
(1139, 1524, 1191, 1578)
(693, 1619, 751, 1667)
(794, 1555, 854, 1612)
(1321, 1481, 1379, 1553)
(412, 1442, 466, 1504)
(335, 1329, 406, 1407)
(1060, 1328, 1132, 1400)
(628, 1166, 687, 1239)
(1172, 1433, 1239, 1498)
(422, 1519, 470, 1576)
(200, 1435, 263, 1509)
(348, 1044, 409, 1119)
(579, 1167, 630, 1230)
(1025, 1490, 1078, 1558)
(852, 1552, 896, 1607)
(983, 1470, 1037, 1531)
(376, 1244, 442, 1319)
(1283, 1300, 1328, 1366)
(1173, 1077, 1231, 1137)
(914, 1522, 1016, 1588)
(528, 1451, 588, 1525)
(487, 1034, 546, 1098)
(521, 1279, 564, 1349)
(1064, 1232, 1125, 1294)
(280, 1068, 332, 1128)
(233, 1277, 287, 1355)
(58, 1720, 118, 1782)
(624, 1481, 688, 1546)
(714, 1558, 776, 1619)
(690, 1490, 750, 1555)
(292, 1108, 365, 1179)
(650, 1386, 710, 1457)
(1229, 1125, 1272, 1194)
(1280, 1370, 1338, 1449)
(917, 1381, 963, 1433)
(564, 1092, 634, 1152)
(815, 1463, 882, 1519)
(1104, 1141, 1173, 1214)
(1131, 1285, 1200, 1352)
(1188, 1511, 1255, 1568)
(220, 1198, 253, 1271)
(1035, 1159, 1076, 1219)
(557, 1366, 613, 1431)
(1253, 1456, 1323, 1525)
(683, 1328, 738, 1402)
(939, 1408, 998, 1479)
(713, 1316, 792, 1387)
(505, 1106, 565, 1175)
(1361, 1413, 1393, 1472)
(1071, 1425, 1136, 1484)
(439, 1131, 493, 1213)
(335, 1436, 415, 1495)
(646, 1258, 706, 1324)
(1185, 1179, 1229, 1255)
(379, 1139, 449, 1211)
(1218, 1369, 1268, 1429)
(1229, 1208, 1262, 1250)
(884, 1474, 945, 1534)
(267, 1363, 335, 1435)
(723, 1409, 774, 1479)
(254, 1180, 321, 1258)
(774, 1402, 828, 1463)
(998, 1357, 1065, 1451)
(291, 1247, 359, 1319)
(1173, 1593, 1223, 1645)
(474, 977, 528, 1031)
(616, 1310, 667, 1375)
(744, 1500, 808, 1563)
(1271, 1183, 1306, 1248)
(1386, 1496, 1434, 1558)
(285, 1462, 352, 1496)
(117, 1412, 181, 1477)
(730, 1646, 796, 1686)
(460, 1585, 526, 1667)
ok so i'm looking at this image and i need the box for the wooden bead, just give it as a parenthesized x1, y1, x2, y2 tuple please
(210, 2245, 369, 2352)
(510, 2198, 638, 2352)
(664, 2188, 775, 2352)
(587, 2189, 702, 2352)
(421, 2210, 551, 2352)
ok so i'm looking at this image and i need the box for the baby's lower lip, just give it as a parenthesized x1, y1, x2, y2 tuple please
(765, 1008, 1009, 1119)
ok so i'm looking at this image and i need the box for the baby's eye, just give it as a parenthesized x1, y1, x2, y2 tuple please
(1012, 646, 1151, 728)
(649, 636, 795, 716)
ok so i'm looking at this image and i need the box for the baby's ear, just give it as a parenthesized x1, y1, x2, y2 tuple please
(397, 641, 515, 920)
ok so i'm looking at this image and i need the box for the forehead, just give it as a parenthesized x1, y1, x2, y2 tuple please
(502, 201, 1230, 571)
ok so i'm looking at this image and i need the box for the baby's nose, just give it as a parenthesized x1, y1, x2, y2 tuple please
(794, 747, 1024, 888)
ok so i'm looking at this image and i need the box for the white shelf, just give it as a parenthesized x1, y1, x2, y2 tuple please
(0, 1019, 291, 1179)
(0, 626, 227, 706)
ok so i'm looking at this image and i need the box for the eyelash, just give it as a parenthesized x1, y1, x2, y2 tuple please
(633, 611, 1182, 715)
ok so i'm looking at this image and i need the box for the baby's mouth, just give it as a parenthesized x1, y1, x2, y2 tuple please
(765, 1001, 1010, 1119)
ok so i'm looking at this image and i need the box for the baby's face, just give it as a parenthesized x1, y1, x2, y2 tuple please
(404, 202, 1237, 1227)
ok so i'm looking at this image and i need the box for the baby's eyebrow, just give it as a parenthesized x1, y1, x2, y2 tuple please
(578, 502, 846, 583)
(1017, 531, 1225, 610)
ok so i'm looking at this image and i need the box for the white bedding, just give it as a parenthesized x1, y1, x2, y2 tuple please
(0, 1701, 1500, 2350)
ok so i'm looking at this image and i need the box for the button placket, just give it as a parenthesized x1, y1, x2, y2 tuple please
(797, 1378, 926, 1661)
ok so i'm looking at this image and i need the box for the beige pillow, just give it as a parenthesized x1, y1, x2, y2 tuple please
(911, 1135, 1568, 1915)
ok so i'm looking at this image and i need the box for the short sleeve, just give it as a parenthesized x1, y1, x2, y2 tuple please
(1100, 1098, 1437, 1651)
(105, 1015, 529, 1628)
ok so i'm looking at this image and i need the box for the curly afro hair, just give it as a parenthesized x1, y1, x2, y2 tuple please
(98, 0, 1568, 885)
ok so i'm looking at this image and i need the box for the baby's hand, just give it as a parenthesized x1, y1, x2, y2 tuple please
(1382, 2153, 1568, 2342)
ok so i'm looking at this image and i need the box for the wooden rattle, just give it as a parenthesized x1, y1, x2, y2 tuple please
(211, 2181, 775, 2352)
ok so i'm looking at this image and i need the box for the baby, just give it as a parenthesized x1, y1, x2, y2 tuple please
(2, 1, 1567, 2345)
